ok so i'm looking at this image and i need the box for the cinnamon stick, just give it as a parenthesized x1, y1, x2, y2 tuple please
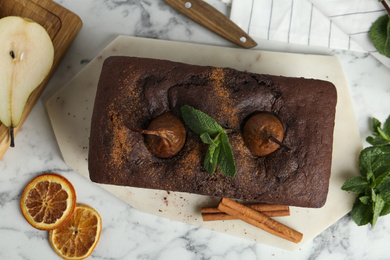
(218, 198, 303, 243)
(201, 203, 290, 221)
(202, 210, 290, 221)
(201, 203, 289, 214)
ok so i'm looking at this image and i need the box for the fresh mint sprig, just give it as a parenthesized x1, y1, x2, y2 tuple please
(341, 115, 390, 227)
(181, 105, 236, 178)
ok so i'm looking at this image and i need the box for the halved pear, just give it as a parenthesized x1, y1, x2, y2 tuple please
(0, 16, 54, 147)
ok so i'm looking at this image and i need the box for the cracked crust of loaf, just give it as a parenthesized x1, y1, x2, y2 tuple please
(88, 56, 337, 208)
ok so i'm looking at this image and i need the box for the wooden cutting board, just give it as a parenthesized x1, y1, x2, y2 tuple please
(46, 36, 362, 250)
(0, 0, 82, 160)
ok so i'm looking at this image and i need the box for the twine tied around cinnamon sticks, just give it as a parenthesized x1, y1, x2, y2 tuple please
(202, 198, 303, 244)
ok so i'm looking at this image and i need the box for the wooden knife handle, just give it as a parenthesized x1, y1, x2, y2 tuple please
(163, 0, 257, 48)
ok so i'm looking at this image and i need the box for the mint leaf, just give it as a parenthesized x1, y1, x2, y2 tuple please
(359, 196, 371, 205)
(217, 132, 236, 178)
(372, 117, 382, 137)
(359, 147, 382, 178)
(371, 187, 377, 202)
(382, 190, 390, 204)
(376, 146, 390, 176)
(380, 203, 390, 216)
(384, 115, 390, 137)
(351, 199, 372, 226)
(372, 194, 385, 227)
(370, 14, 390, 58)
(200, 132, 217, 146)
(204, 143, 220, 174)
(378, 127, 390, 141)
(359, 146, 390, 179)
(376, 172, 390, 191)
(366, 136, 390, 146)
(181, 105, 223, 136)
(341, 177, 369, 194)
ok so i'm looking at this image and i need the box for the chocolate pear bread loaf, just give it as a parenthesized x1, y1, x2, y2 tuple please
(88, 56, 337, 208)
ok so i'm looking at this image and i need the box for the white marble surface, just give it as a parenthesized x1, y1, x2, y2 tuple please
(1, 0, 390, 259)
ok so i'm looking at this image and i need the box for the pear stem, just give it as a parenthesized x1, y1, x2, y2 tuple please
(269, 135, 291, 151)
(129, 127, 161, 137)
(10, 126, 15, 147)
(381, 0, 390, 15)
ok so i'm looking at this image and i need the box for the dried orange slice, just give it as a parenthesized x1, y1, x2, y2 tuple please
(49, 204, 102, 260)
(20, 173, 77, 230)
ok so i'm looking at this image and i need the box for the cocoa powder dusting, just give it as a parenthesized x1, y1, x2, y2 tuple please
(180, 139, 201, 178)
(209, 68, 239, 128)
(107, 105, 132, 171)
(106, 72, 143, 171)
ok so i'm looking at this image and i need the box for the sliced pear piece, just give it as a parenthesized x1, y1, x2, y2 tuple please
(0, 16, 54, 147)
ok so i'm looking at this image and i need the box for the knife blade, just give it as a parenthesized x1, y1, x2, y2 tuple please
(163, 0, 257, 48)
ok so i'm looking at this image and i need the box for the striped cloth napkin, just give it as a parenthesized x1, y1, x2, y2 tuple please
(230, 0, 390, 68)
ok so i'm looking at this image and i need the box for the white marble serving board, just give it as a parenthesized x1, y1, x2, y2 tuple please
(46, 36, 361, 251)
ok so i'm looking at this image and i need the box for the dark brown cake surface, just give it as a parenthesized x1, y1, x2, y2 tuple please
(88, 56, 337, 208)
